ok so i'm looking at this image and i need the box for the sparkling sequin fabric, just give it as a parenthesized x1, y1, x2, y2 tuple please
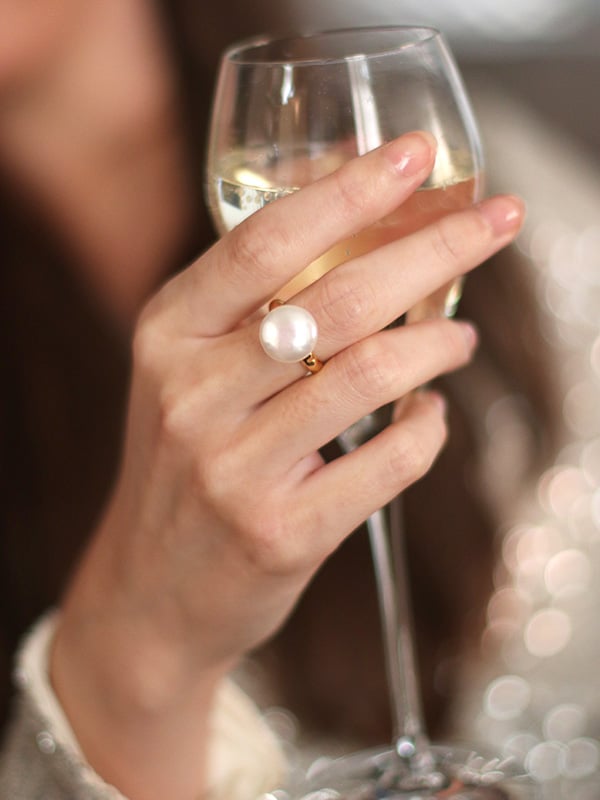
(0, 698, 126, 799)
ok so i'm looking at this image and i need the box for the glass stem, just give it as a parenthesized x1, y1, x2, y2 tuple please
(366, 496, 435, 773)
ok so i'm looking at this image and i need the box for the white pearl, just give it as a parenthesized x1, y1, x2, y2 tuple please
(259, 304, 318, 363)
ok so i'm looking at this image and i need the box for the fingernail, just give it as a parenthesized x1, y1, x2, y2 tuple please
(478, 195, 525, 236)
(386, 131, 437, 177)
(459, 321, 478, 350)
(427, 390, 447, 417)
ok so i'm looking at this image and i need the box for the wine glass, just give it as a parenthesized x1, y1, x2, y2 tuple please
(206, 27, 537, 799)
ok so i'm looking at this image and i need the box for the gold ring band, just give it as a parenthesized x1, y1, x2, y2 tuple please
(302, 353, 324, 373)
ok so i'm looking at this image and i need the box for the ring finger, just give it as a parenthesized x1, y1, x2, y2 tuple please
(241, 316, 476, 477)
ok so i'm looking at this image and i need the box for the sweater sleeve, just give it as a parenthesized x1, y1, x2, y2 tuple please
(0, 612, 287, 799)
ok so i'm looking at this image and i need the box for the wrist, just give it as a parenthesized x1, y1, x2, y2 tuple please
(50, 557, 232, 800)
(52, 523, 232, 716)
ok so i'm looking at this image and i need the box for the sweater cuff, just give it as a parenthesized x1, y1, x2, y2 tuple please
(13, 611, 286, 799)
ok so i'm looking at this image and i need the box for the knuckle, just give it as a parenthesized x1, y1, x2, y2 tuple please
(225, 215, 292, 287)
(316, 271, 376, 338)
(339, 341, 396, 402)
(153, 364, 216, 447)
(430, 214, 469, 266)
(236, 507, 301, 577)
(132, 313, 165, 372)
(430, 209, 491, 269)
(195, 445, 238, 505)
(388, 427, 432, 482)
(157, 388, 192, 445)
(388, 403, 447, 483)
(332, 165, 369, 220)
(332, 160, 384, 222)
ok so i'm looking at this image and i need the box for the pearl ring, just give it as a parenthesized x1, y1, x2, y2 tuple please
(259, 299, 324, 374)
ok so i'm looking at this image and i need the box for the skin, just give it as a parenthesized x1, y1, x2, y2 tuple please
(52, 138, 524, 800)
(0, 3, 525, 799)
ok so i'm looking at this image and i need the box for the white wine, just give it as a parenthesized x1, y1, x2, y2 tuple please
(204, 30, 518, 798)
(207, 152, 480, 321)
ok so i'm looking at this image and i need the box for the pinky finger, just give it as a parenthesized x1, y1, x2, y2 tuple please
(298, 391, 448, 555)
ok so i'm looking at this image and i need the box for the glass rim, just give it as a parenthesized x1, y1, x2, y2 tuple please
(223, 26, 443, 67)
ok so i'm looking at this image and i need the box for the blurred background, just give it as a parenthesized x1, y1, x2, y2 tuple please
(234, 0, 600, 159)
(1, 1, 598, 796)
(224, 3, 600, 796)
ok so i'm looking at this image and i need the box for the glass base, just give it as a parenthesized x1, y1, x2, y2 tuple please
(283, 745, 538, 800)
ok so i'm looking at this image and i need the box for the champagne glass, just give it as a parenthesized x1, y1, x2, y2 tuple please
(206, 27, 536, 799)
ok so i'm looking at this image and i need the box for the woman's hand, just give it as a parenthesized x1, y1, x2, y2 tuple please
(51, 132, 523, 800)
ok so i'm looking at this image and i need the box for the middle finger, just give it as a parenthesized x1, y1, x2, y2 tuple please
(227, 192, 523, 404)
(300, 193, 522, 354)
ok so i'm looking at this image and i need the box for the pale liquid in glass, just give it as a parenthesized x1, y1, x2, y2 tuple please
(208, 154, 479, 319)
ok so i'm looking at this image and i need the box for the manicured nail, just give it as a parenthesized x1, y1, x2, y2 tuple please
(458, 321, 478, 350)
(478, 195, 525, 236)
(386, 131, 437, 177)
(427, 390, 448, 417)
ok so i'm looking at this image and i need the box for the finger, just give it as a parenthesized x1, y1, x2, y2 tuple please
(295, 390, 448, 560)
(205, 193, 522, 406)
(294, 193, 523, 355)
(160, 132, 437, 334)
(243, 318, 475, 473)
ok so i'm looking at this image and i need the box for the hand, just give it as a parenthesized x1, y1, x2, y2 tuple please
(52, 132, 524, 800)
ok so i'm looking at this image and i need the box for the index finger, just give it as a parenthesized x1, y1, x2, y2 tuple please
(164, 131, 436, 335)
